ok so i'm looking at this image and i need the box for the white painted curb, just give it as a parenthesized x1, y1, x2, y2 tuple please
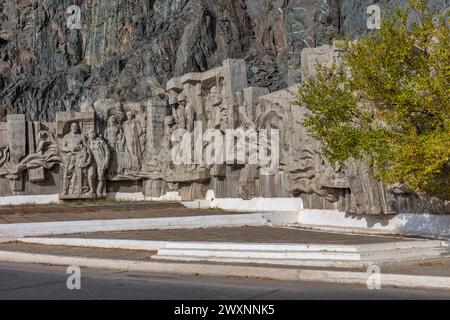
(0, 192, 182, 205)
(0, 213, 272, 238)
(0, 250, 448, 290)
(17, 238, 169, 251)
(0, 212, 300, 238)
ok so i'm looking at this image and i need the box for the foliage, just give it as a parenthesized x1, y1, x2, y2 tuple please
(295, 0, 450, 199)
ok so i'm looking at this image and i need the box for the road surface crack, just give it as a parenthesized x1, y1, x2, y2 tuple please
(2, 280, 63, 292)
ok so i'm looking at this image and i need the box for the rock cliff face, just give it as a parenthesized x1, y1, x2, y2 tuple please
(0, 0, 448, 121)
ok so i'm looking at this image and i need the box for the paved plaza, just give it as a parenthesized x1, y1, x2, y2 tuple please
(0, 202, 233, 224)
(48, 226, 410, 244)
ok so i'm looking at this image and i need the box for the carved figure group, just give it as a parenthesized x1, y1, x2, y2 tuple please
(103, 108, 147, 179)
(60, 123, 110, 198)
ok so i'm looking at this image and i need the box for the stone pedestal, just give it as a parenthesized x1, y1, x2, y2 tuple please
(143, 179, 169, 198)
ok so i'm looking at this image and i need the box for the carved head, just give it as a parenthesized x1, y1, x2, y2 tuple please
(126, 111, 136, 120)
(235, 91, 244, 105)
(87, 130, 97, 140)
(108, 116, 119, 126)
(177, 93, 187, 105)
(38, 131, 49, 140)
(70, 122, 80, 134)
(210, 86, 218, 95)
(164, 116, 176, 136)
(164, 116, 175, 126)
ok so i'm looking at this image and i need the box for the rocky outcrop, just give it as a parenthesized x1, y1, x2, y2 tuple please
(0, 0, 448, 121)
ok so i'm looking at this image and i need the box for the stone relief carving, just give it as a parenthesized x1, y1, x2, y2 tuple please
(122, 111, 145, 173)
(60, 122, 93, 199)
(206, 85, 227, 131)
(0, 57, 446, 214)
(87, 130, 110, 198)
(0, 129, 60, 183)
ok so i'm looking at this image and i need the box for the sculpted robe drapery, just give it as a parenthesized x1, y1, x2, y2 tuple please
(123, 116, 144, 172)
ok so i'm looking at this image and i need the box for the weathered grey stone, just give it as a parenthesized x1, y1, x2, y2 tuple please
(7, 114, 26, 164)
(301, 42, 342, 79)
(1, 0, 447, 121)
(59, 122, 91, 198)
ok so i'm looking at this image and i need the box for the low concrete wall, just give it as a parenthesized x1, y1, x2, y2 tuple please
(210, 197, 304, 213)
(106, 192, 147, 201)
(299, 210, 450, 239)
(0, 213, 271, 238)
(0, 192, 181, 205)
(107, 192, 182, 202)
(0, 194, 59, 205)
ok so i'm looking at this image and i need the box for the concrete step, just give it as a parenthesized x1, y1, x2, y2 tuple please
(0, 213, 272, 238)
(156, 246, 447, 261)
(156, 248, 364, 260)
(12, 236, 449, 269)
(153, 255, 371, 268)
(154, 240, 449, 266)
(162, 240, 444, 252)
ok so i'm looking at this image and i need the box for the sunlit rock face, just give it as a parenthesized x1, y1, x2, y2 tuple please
(0, 0, 447, 121)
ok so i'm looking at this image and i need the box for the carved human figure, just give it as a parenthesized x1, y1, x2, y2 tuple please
(60, 122, 91, 197)
(36, 131, 57, 155)
(123, 111, 144, 171)
(105, 116, 122, 150)
(206, 86, 226, 130)
(87, 131, 111, 197)
(285, 146, 337, 202)
(185, 93, 196, 132)
(234, 91, 257, 199)
(105, 115, 126, 175)
(172, 94, 186, 129)
(135, 104, 148, 149)
(159, 116, 177, 179)
(235, 91, 256, 130)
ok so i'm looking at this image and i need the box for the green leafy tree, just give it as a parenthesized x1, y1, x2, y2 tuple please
(295, 0, 450, 199)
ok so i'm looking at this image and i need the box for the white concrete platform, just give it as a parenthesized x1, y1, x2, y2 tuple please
(14, 237, 449, 269)
(152, 239, 449, 267)
(0, 212, 300, 238)
(0, 191, 449, 239)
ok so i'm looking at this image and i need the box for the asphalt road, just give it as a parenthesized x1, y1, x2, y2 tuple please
(0, 262, 449, 300)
